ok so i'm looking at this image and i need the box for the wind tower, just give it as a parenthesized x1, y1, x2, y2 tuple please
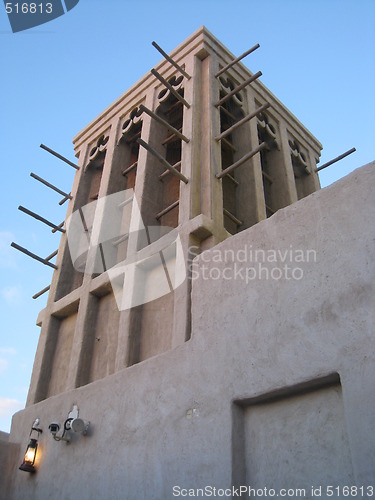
(20, 27, 322, 405)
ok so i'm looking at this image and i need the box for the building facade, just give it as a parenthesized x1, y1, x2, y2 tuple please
(2, 27, 374, 499)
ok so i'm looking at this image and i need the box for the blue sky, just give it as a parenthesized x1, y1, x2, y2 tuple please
(0, 0, 374, 432)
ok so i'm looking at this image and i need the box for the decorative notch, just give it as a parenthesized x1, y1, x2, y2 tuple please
(257, 111, 279, 149)
(120, 107, 143, 143)
(289, 139, 310, 176)
(87, 134, 110, 167)
(218, 76, 244, 108)
(157, 75, 184, 106)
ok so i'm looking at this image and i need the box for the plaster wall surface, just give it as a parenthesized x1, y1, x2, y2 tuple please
(239, 383, 354, 489)
(3, 162, 375, 499)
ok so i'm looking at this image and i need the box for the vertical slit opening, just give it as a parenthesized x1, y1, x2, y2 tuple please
(219, 81, 244, 234)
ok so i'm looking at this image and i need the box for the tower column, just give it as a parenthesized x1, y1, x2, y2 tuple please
(279, 122, 299, 204)
(114, 90, 155, 370)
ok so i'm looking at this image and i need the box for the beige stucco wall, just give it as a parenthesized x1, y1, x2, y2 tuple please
(2, 161, 374, 499)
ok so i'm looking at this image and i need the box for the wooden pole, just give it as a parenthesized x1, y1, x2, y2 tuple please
(45, 250, 58, 261)
(122, 160, 138, 176)
(215, 71, 262, 107)
(159, 161, 181, 180)
(78, 207, 89, 234)
(118, 196, 134, 208)
(30, 172, 72, 199)
(99, 243, 107, 272)
(11, 242, 58, 270)
(223, 208, 243, 226)
(137, 139, 188, 184)
(139, 105, 190, 143)
(219, 106, 237, 122)
(216, 103, 270, 141)
(216, 142, 267, 179)
(215, 43, 260, 78)
(40, 144, 79, 170)
(156, 200, 179, 220)
(51, 222, 65, 234)
(151, 69, 190, 109)
(112, 234, 129, 246)
(315, 147, 356, 172)
(18, 206, 66, 233)
(152, 41, 191, 80)
(33, 285, 50, 300)
(59, 194, 71, 206)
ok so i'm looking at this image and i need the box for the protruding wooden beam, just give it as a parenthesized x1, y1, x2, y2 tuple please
(159, 161, 181, 180)
(137, 138, 188, 184)
(215, 71, 262, 107)
(165, 100, 183, 114)
(126, 129, 142, 143)
(99, 243, 107, 272)
(122, 161, 138, 176)
(315, 147, 356, 172)
(45, 250, 58, 262)
(216, 103, 270, 141)
(118, 196, 134, 209)
(52, 222, 65, 234)
(78, 207, 89, 234)
(162, 129, 183, 146)
(151, 69, 190, 109)
(219, 106, 237, 122)
(112, 234, 129, 246)
(11, 242, 58, 270)
(221, 137, 237, 152)
(215, 43, 260, 78)
(216, 142, 267, 179)
(156, 200, 179, 220)
(59, 194, 71, 206)
(30, 172, 72, 200)
(18, 206, 66, 233)
(139, 105, 190, 143)
(33, 285, 50, 300)
(40, 144, 79, 170)
(225, 173, 239, 186)
(223, 208, 243, 226)
(262, 171, 273, 184)
(152, 41, 191, 80)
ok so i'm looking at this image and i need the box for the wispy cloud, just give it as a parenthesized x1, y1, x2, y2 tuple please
(1, 285, 22, 304)
(0, 398, 24, 418)
(0, 348, 17, 356)
(0, 359, 8, 374)
(0, 348, 17, 374)
(0, 231, 18, 270)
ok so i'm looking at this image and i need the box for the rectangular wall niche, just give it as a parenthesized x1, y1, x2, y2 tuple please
(127, 253, 175, 365)
(47, 312, 78, 398)
(232, 375, 354, 492)
(88, 292, 120, 383)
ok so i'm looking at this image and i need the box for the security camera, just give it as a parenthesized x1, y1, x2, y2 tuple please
(70, 418, 89, 435)
(48, 422, 60, 435)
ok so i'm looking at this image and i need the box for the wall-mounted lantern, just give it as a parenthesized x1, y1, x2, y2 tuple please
(19, 419, 43, 473)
